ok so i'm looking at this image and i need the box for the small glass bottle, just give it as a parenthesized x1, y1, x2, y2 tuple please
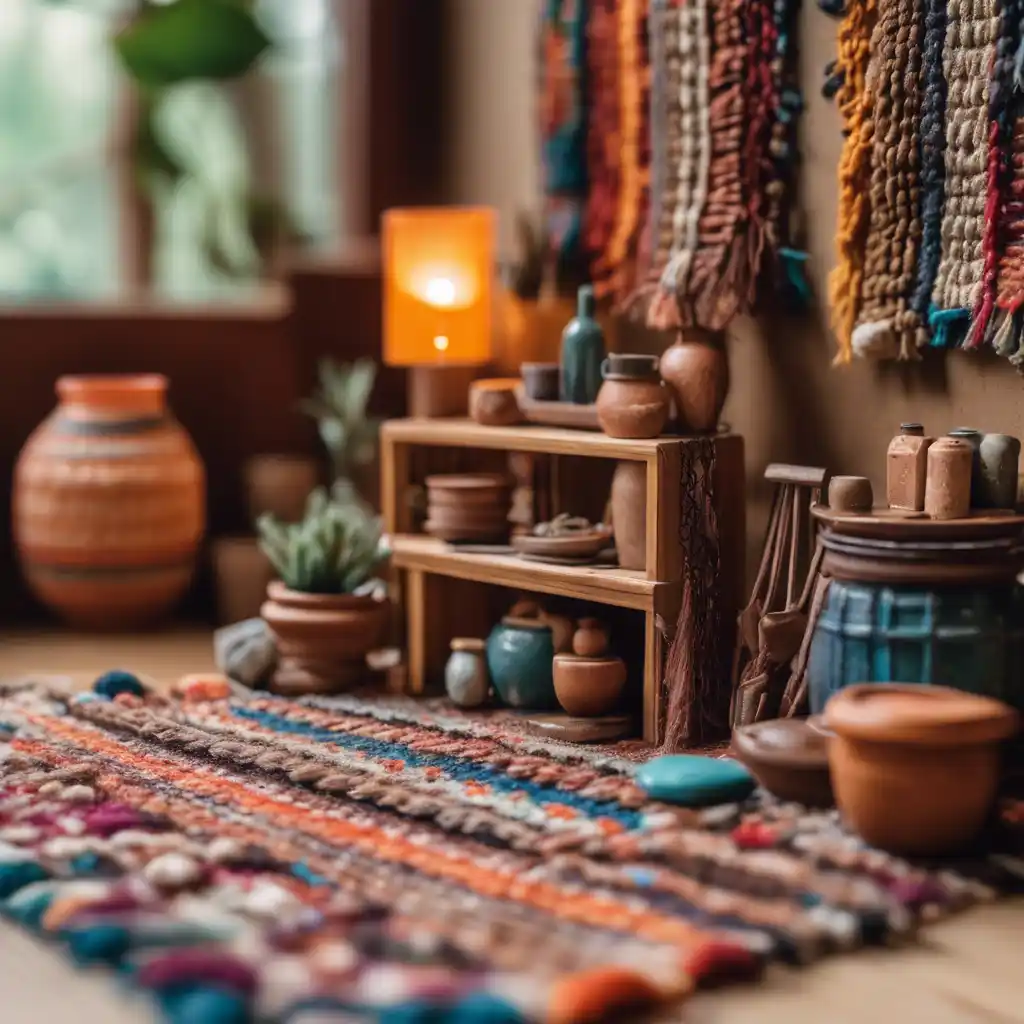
(886, 422, 934, 511)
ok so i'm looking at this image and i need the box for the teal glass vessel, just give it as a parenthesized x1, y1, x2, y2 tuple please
(559, 285, 605, 404)
(808, 579, 1024, 714)
(486, 620, 557, 709)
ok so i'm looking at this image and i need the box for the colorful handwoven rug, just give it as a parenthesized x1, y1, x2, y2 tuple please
(827, 0, 1024, 363)
(1, 682, 1023, 1023)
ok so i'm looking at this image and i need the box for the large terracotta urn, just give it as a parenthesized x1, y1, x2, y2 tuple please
(659, 329, 729, 433)
(260, 581, 390, 694)
(13, 374, 205, 628)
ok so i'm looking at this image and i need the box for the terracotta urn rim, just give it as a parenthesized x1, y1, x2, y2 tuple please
(824, 683, 1019, 747)
(731, 717, 832, 771)
(265, 580, 385, 610)
(57, 373, 169, 406)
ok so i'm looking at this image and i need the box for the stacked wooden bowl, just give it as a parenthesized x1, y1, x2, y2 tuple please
(425, 474, 513, 543)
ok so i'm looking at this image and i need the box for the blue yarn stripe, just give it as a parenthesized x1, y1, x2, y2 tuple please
(230, 706, 642, 829)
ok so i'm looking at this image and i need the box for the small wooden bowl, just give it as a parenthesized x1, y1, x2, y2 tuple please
(425, 474, 513, 509)
(553, 654, 627, 717)
(731, 717, 834, 807)
(469, 378, 523, 426)
(511, 528, 612, 560)
(824, 684, 1019, 855)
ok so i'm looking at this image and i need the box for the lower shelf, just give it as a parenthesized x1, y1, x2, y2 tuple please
(388, 534, 679, 613)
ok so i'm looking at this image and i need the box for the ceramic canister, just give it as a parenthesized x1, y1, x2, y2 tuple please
(13, 374, 205, 629)
(486, 617, 558, 709)
(445, 638, 490, 708)
(978, 433, 1021, 510)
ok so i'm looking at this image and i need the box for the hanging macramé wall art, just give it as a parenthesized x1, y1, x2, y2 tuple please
(827, 0, 1024, 363)
(538, 0, 806, 326)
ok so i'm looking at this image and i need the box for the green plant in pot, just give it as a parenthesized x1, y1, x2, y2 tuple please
(298, 358, 380, 507)
(258, 487, 390, 695)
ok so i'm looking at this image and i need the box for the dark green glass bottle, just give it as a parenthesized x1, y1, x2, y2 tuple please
(559, 285, 605, 404)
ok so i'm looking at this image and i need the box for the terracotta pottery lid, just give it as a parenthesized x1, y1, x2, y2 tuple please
(450, 637, 485, 652)
(731, 717, 832, 770)
(824, 684, 1019, 746)
(425, 473, 512, 490)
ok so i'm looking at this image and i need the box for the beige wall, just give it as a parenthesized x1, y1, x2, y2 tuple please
(444, 0, 1024, 578)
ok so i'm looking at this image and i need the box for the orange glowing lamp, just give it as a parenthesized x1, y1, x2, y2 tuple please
(383, 207, 496, 416)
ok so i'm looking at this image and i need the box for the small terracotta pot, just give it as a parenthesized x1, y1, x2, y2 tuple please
(824, 683, 1019, 855)
(553, 654, 627, 717)
(731, 717, 834, 807)
(610, 461, 647, 571)
(260, 581, 390, 695)
(469, 378, 523, 426)
(828, 475, 873, 513)
(245, 454, 320, 523)
(658, 329, 729, 433)
(573, 618, 609, 657)
(596, 375, 669, 439)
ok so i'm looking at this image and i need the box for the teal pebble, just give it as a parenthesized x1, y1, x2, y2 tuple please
(93, 670, 146, 699)
(162, 986, 250, 1024)
(0, 862, 48, 899)
(379, 1003, 444, 1024)
(637, 755, 755, 806)
(70, 853, 102, 875)
(66, 923, 132, 965)
(4, 889, 53, 929)
(450, 992, 525, 1023)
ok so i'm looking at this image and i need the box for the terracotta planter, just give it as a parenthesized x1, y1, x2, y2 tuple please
(595, 356, 670, 440)
(260, 581, 390, 695)
(13, 374, 205, 629)
(553, 654, 627, 716)
(824, 684, 1019, 855)
(244, 454, 320, 524)
(210, 536, 276, 626)
(659, 329, 729, 433)
(610, 461, 647, 571)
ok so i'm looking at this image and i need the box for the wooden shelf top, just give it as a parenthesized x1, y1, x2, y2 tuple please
(382, 418, 727, 459)
(389, 534, 679, 611)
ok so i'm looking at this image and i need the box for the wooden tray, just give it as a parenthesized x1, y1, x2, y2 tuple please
(811, 504, 1024, 541)
(515, 385, 601, 430)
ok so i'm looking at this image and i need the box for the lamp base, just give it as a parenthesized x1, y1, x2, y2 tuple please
(408, 365, 478, 418)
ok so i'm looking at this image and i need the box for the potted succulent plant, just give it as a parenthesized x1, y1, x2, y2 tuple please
(258, 487, 390, 695)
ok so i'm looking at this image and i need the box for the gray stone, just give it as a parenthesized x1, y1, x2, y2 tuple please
(214, 618, 277, 689)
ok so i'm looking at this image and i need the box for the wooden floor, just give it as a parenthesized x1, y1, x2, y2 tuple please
(1, 628, 1022, 1024)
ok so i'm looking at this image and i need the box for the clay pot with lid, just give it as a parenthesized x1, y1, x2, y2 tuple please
(595, 354, 669, 439)
(261, 581, 390, 695)
(824, 683, 1019, 855)
(658, 329, 729, 433)
(13, 374, 205, 629)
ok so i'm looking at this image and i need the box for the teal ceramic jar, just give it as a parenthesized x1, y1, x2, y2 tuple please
(486, 617, 557, 709)
(559, 285, 605, 404)
(808, 580, 1024, 715)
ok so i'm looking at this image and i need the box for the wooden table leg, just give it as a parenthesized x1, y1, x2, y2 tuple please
(406, 568, 427, 694)
(643, 610, 664, 744)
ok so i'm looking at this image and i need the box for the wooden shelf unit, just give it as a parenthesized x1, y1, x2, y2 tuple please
(380, 418, 745, 744)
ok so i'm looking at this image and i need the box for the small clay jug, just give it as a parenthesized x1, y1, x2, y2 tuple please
(610, 461, 646, 571)
(658, 329, 729, 433)
(978, 433, 1021, 510)
(925, 437, 972, 519)
(573, 617, 609, 657)
(595, 356, 669, 439)
(886, 423, 934, 512)
(560, 285, 605, 405)
(824, 684, 1019, 855)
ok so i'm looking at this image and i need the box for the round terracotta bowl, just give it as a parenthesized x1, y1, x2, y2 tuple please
(824, 683, 1019, 855)
(425, 474, 513, 508)
(425, 504, 510, 530)
(553, 654, 627, 717)
(469, 378, 523, 426)
(731, 717, 834, 807)
(261, 581, 390, 695)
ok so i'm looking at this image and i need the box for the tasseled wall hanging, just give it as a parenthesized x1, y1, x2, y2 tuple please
(539, 0, 806, 328)
(827, 0, 1024, 363)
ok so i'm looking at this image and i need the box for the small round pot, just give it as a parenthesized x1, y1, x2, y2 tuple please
(596, 375, 669, 439)
(486, 617, 558, 709)
(573, 617, 609, 657)
(824, 683, 1019, 855)
(553, 654, 627, 717)
(261, 581, 390, 695)
(469, 378, 523, 426)
(828, 475, 873, 513)
(659, 329, 729, 433)
(520, 362, 561, 401)
(731, 717, 834, 807)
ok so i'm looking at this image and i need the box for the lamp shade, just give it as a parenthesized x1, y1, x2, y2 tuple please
(383, 207, 496, 367)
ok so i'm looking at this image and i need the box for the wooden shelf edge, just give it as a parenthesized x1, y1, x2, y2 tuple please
(389, 534, 678, 610)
